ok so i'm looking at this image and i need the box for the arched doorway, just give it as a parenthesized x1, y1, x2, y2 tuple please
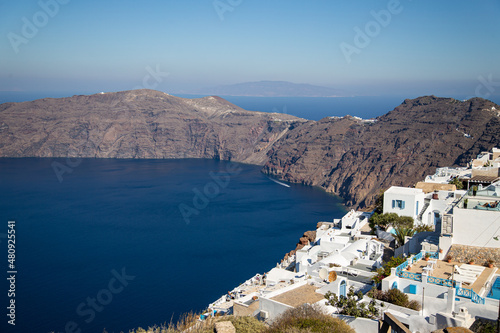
(340, 280, 346, 297)
(434, 211, 442, 231)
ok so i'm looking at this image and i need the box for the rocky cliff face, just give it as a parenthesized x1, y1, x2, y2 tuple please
(0, 89, 304, 165)
(1, 92, 499, 208)
(263, 96, 500, 208)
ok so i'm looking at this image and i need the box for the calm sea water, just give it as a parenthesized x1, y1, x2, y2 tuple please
(0, 158, 346, 333)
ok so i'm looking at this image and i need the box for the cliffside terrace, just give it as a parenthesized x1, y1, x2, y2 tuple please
(459, 182, 500, 211)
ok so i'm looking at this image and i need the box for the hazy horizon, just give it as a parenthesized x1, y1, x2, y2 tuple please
(1, 1, 499, 98)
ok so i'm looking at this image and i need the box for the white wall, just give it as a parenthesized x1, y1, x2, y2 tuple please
(383, 188, 425, 221)
(423, 195, 449, 226)
(259, 281, 308, 320)
(382, 275, 449, 298)
(452, 208, 500, 248)
(258, 298, 293, 321)
(439, 236, 453, 259)
(331, 314, 379, 333)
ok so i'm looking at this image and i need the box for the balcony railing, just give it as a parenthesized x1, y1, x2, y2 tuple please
(393, 252, 485, 304)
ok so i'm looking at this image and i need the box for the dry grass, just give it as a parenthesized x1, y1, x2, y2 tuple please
(128, 311, 215, 333)
(127, 305, 355, 333)
(128, 313, 265, 333)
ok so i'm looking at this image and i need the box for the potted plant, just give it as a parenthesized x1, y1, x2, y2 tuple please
(464, 198, 468, 209)
(424, 253, 431, 261)
(468, 259, 475, 265)
(445, 255, 453, 263)
(486, 259, 494, 268)
(472, 186, 478, 196)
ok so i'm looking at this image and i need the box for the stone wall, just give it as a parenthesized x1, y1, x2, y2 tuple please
(448, 244, 500, 266)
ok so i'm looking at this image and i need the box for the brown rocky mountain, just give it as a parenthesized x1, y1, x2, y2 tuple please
(0, 89, 304, 165)
(1, 91, 499, 208)
(264, 96, 500, 208)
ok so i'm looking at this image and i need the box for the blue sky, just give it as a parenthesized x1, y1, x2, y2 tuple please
(0, 0, 499, 97)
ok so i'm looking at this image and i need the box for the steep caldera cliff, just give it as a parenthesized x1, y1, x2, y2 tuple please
(1, 91, 499, 208)
(0, 89, 304, 165)
(263, 96, 500, 208)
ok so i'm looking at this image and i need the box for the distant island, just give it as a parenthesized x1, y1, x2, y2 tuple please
(192, 80, 346, 97)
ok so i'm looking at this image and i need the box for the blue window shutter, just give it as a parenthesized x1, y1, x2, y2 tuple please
(402, 201, 405, 209)
(340, 280, 346, 297)
(392, 200, 395, 208)
(416, 201, 419, 215)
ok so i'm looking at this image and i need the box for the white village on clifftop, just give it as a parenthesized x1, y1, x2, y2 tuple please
(205, 147, 500, 333)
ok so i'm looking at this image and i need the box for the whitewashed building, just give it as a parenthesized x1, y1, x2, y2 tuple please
(383, 186, 426, 223)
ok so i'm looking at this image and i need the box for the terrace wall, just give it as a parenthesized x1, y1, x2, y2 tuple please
(448, 244, 500, 266)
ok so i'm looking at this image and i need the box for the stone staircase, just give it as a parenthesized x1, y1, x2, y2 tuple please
(417, 200, 430, 222)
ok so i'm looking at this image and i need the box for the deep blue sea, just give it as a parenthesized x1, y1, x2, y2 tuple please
(1, 91, 498, 332)
(0, 158, 346, 333)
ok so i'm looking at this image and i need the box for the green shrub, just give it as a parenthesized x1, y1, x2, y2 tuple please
(470, 317, 498, 333)
(393, 226, 415, 247)
(265, 304, 355, 333)
(368, 288, 421, 311)
(414, 224, 434, 233)
(325, 287, 379, 319)
(369, 213, 415, 234)
(372, 256, 405, 284)
(386, 288, 409, 307)
(369, 212, 399, 231)
(448, 177, 464, 190)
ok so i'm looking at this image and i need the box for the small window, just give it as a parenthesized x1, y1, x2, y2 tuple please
(392, 200, 405, 209)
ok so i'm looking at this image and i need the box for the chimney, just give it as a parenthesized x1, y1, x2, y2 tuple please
(447, 287, 456, 314)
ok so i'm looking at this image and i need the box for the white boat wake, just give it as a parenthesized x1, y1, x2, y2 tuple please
(269, 178, 291, 188)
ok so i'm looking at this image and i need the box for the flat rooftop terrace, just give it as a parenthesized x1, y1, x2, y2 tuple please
(270, 284, 325, 307)
(406, 259, 498, 294)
